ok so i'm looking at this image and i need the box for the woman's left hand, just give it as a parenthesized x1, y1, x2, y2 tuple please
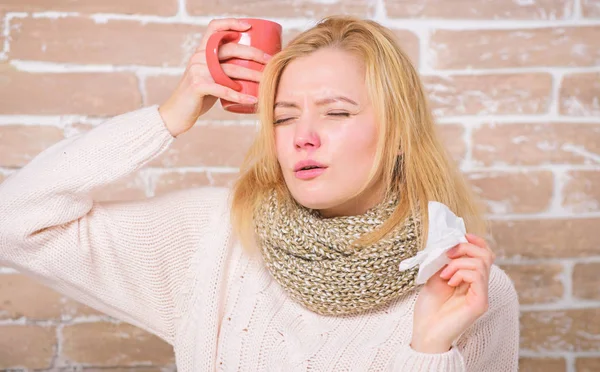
(411, 233, 496, 353)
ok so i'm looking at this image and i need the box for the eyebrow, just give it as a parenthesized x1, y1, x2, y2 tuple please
(274, 96, 359, 109)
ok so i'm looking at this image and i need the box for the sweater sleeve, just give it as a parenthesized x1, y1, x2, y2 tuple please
(0, 106, 221, 345)
(388, 265, 520, 371)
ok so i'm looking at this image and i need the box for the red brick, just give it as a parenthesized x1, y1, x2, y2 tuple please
(82, 368, 167, 372)
(0, 274, 63, 319)
(0, 325, 56, 369)
(0, 125, 64, 167)
(145, 75, 252, 121)
(424, 74, 552, 116)
(0, 0, 178, 15)
(0, 69, 141, 116)
(472, 123, 600, 166)
(521, 308, 600, 352)
(562, 170, 600, 213)
(500, 264, 563, 305)
(519, 358, 566, 372)
(385, 0, 574, 19)
(187, 0, 373, 18)
(582, 0, 600, 18)
(490, 218, 599, 258)
(577, 357, 600, 371)
(62, 322, 174, 365)
(437, 124, 466, 163)
(430, 27, 600, 69)
(467, 171, 553, 214)
(150, 124, 257, 167)
(154, 171, 239, 195)
(90, 172, 148, 202)
(559, 73, 600, 116)
(392, 29, 420, 67)
(10, 17, 205, 67)
(573, 263, 600, 300)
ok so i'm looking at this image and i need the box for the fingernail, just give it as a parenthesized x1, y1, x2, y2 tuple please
(240, 21, 252, 28)
(245, 96, 258, 103)
(264, 53, 273, 61)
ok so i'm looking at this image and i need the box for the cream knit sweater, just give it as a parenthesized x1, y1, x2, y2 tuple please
(0, 106, 520, 371)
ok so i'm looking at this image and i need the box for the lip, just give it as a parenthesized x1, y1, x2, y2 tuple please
(293, 159, 328, 180)
(294, 159, 327, 172)
(295, 167, 326, 180)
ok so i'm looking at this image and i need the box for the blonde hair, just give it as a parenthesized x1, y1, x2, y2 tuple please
(231, 15, 486, 254)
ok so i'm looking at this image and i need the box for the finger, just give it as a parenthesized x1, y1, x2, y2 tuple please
(447, 269, 489, 311)
(199, 83, 257, 105)
(465, 233, 489, 250)
(218, 43, 272, 64)
(466, 233, 497, 262)
(439, 257, 487, 280)
(447, 242, 495, 268)
(198, 18, 252, 50)
(222, 63, 263, 83)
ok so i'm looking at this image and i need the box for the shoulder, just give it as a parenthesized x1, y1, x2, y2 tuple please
(482, 265, 519, 322)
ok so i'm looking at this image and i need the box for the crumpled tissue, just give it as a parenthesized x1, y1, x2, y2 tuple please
(398, 201, 468, 285)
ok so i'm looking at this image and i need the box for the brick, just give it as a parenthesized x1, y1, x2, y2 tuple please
(562, 170, 600, 213)
(437, 124, 466, 163)
(430, 27, 600, 69)
(573, 263, 600, 300)
(0, 68, 141, 116)
(559, 73, 600, 116)
(150, 124, 257, 167)
(519, 358, 566, 372)
(467, 171, 553, 214)
(577, 357, 600, 371)
(423, 74, 552, 116)
(62, 322, 174, 365)
(90, 172, 147, 201)
(10, 17, 205, 67)
(0, 125, 63, 167)
(0, 274, 104, 320)
(0, 0, 178, 15)
(145, 75, 248, 121)
(154, 171, 239, 195)
(500, 264, 563, 305)
(0, 274, 63, 319)
(187, 0, 373, 18)
(490, 218, 599, 258)
(521, 308, 600, 352)
(385, 0, 573, 19)
(472, 123, 600, 166)
(391, 29, 420, 67)
(583, 0, 600, 18)
(0, 325, 56, 369)
(82, 368, 167, 372)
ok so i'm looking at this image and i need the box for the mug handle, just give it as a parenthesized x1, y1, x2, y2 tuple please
(205, 31, 243, 92)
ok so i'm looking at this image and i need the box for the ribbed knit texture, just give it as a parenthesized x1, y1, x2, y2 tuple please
(0, 106, 520, 371)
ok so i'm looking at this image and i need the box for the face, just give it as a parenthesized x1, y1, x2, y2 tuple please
(273, 48, 385, 217)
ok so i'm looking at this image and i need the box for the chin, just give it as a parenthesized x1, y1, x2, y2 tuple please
(287, 185, 342, 210)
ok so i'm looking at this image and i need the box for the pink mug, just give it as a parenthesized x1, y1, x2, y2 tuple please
(205, 18, 282, 114)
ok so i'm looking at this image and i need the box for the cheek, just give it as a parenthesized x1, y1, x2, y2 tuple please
(327, 120, 378, 163)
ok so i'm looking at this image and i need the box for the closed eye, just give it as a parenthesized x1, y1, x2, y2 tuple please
(274, 117, 294, 125)
(328, 112, 351, 117)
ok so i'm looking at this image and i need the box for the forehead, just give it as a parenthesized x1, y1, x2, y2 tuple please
(276, 48, 366, 99)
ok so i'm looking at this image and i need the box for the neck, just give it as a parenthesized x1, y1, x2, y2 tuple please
(318, 181, 386, 218)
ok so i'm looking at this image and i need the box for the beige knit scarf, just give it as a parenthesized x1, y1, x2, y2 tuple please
(254, 190, 420, 316)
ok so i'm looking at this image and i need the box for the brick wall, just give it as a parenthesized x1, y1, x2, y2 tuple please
(0, 0, 598, 371)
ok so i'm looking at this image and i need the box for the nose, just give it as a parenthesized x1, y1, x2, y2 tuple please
(293, 115, 321, 150)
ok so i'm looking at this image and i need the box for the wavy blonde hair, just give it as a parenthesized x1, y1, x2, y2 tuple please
(231, 15, 486, 254)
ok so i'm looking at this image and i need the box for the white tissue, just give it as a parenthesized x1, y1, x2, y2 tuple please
(398, 201, 468, 285)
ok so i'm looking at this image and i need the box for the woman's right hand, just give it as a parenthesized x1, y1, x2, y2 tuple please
(158, 18, 272, 137)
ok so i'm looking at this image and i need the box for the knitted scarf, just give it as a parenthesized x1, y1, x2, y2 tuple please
(254, 190, 420, 316)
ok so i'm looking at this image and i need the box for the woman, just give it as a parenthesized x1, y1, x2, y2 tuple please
(0, 16, 519, 371)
